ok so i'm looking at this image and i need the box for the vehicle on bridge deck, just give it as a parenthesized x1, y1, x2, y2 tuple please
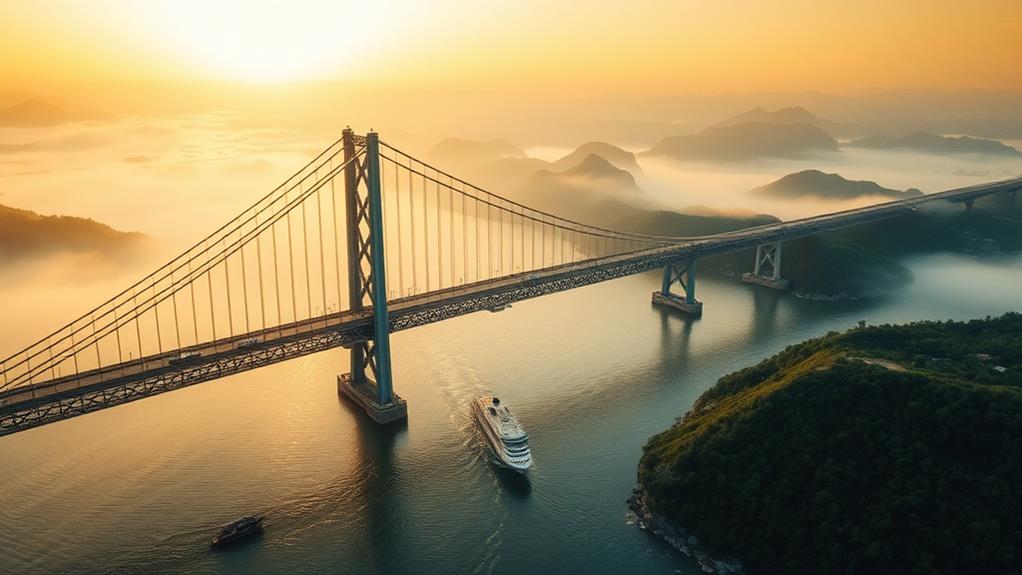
(236, 337, 263, 349)
(168, 351, 202, 366)
(472, 395, 533, 472)
(210, 515, 264, 548)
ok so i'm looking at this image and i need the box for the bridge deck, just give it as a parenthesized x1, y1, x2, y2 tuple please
(1, 176, 1019, 434)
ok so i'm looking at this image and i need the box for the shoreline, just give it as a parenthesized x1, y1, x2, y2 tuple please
(626, 487, 745, 575)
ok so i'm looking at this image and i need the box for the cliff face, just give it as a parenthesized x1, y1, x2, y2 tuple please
(636, 314, 1022, 575)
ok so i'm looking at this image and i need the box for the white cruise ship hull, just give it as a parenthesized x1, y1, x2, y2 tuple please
(471, 397, 533, 472)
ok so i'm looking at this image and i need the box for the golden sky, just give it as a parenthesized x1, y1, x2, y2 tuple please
(2, 0, 1021, 99)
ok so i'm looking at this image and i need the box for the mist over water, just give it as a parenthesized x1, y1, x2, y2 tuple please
(1, 114, 1021, 574)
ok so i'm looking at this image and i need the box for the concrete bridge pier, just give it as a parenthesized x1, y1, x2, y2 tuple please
(337, 129, 408, 424)
(742, 242, 790, 290)
(652, 259, 703, 315)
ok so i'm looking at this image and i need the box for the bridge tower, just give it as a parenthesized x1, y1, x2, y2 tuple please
(742, 242, 790, 290)
(337, 129, 408, 423)
(652, 259, 703, 315)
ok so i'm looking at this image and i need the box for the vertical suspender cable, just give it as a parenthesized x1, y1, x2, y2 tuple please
(435, 172, 442, 288)
(423, 164, 431, 291)
(519, 207, 524, 273)
(70, 329, 82, 386)
(410, 159, 418, 294)
(256, 213, 267, 330)
(224, 241, 235, 337)
(317, 181, 327, 319)
(498, 200, 504, 276)
(272, 218, 283, 334)
(475, 194, 481, 282)
(152, 286, 163, 355)
(287, 206, 298, 324)
(171, 272, 181, 349)
(510, 204, 515, 273)
(92, 314, 103, 382)
(188, 260, 199, 344)
(331, 176, 342, 312)
(133, 289, 142, 369)
(207, 266, 216, 343)
(461, 182, 467, 285)
(449, 177, 455, 286)
(302, 198, 313, 319)
(112, 308, 124, 376)
(240, 233, 250, 333)
(394, 159, 404, 297)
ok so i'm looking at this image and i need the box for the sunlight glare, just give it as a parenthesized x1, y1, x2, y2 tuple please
(149, 1, 388, 83)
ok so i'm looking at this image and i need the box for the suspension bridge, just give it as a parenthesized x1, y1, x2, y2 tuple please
(1, 129, 1019, 435)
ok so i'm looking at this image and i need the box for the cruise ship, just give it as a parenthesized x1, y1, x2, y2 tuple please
(471, 395, 533, 472)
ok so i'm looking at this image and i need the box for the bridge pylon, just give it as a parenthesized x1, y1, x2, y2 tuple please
(652, 259, 703, 315)
(336, 129, 408, 424)
(742, 241, 790, 290)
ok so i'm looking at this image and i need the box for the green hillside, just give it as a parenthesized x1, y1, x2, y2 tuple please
(637, 314, 1022, 575)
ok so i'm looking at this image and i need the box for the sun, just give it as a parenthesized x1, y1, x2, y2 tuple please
(148, 1, 387, 84)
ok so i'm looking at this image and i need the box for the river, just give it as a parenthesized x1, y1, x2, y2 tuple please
(0, 252, 1020, 574)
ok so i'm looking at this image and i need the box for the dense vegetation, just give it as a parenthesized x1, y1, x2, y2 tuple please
(638, 314, 1022, 575)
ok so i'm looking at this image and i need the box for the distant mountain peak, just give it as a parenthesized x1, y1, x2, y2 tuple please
(753, 169, 923, 200)
(0, 98, 112, 127)
(846, 132, 1021, 156)
(0, 203, 147, 263)
(643, 122, 838, 162)
(426, 137, 526, 170)
(569, 153, 619, 174)
(716, 106, 821, 128)
(553, 141, 641, 173)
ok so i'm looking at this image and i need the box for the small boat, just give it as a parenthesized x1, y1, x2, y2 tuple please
(210, 515, 264, 548)
(471, 395, 533, 472)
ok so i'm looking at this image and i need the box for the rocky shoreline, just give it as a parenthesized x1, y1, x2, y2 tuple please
(626, 487, 745, 574)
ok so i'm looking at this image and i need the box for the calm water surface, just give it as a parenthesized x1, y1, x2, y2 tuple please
(1, 253, 1020, 575)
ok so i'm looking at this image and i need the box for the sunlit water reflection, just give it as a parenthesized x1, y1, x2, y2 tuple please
(1, 253, 1019, 575)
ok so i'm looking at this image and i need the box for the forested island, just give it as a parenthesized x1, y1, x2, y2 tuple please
(631, 313, 1022, 575)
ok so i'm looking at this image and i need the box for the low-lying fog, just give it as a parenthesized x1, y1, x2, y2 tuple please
(1, 116, 1020, 357)
(526, 145, 1022, 220)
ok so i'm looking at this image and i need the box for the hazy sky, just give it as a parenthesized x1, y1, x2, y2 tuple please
(3, 0, 1022, 102)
